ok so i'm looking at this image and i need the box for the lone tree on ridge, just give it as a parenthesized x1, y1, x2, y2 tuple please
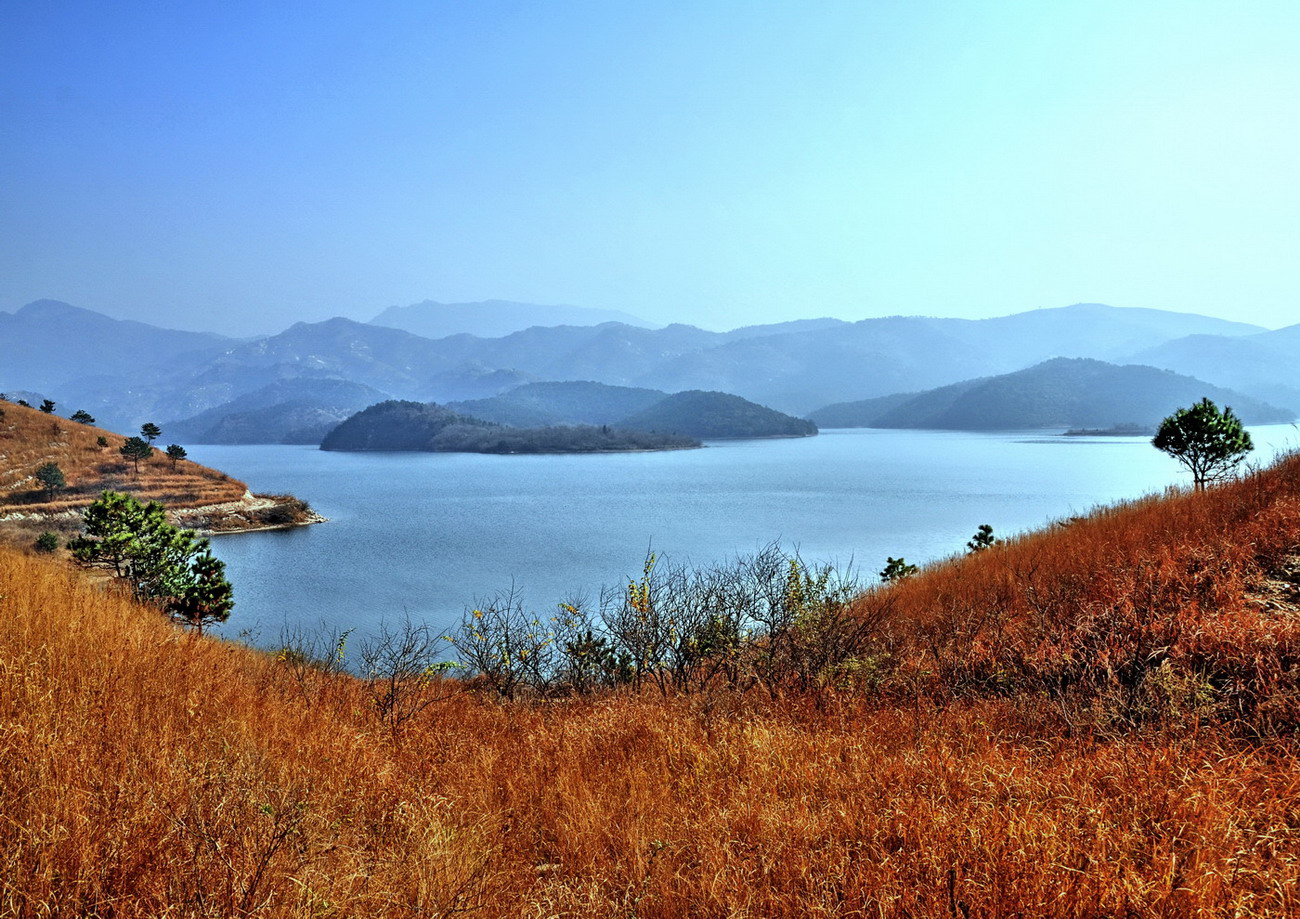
(967, 524, 998, 553)
(1152, 397, 1253, 490)
(140, 422, 162, 445)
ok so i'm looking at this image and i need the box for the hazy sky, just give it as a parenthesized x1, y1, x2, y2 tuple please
(3, 1, 1299, 336)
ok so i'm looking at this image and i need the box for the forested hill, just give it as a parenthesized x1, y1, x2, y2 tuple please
(449, 381, 667, 428)
(808, 358, 1293, 430)
(319, 400, 699, 454)
(617, 390, 817, 438)
(451, 383, 816, 440)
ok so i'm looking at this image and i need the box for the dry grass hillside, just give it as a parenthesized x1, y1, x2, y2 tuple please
(0, 398, 313, 538)
(3, 453, 1300, 915)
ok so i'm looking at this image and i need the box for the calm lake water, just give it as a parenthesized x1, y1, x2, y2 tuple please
(188, 426, 1300, 646)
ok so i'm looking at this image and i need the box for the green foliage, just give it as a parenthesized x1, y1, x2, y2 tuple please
(879, 556, 919, 583)
(70, 409, 96, 425)
(1152, 397, 1254, 490)
(967, 524, 998, 553)
(96, 436, 109, 448)
(34, 461, 65, 501)
(34, 531, 60, 553)
(39, 399, 55, 414)
(68, 491, 234, 632)
(16, 399, 30, 407)
(119, 436, 153, 473)
(165, 443, 187, 468)
(140, 422, 162, 444)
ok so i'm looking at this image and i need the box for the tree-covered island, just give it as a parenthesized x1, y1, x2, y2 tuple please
(319, 400, 701, 453)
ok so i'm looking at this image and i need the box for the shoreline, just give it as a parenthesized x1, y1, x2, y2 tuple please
(0, 492, 325, 542)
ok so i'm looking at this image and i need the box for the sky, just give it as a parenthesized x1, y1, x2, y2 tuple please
(2, 0, 1299, 336)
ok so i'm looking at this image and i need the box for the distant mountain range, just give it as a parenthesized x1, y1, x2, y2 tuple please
(1129, 324, 1300, 413)
(3, 298, 1292, 439)
(369, 299, 652, 339)
(808, 358, 1293, 430)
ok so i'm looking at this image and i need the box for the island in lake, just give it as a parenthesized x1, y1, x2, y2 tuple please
(321, 387, 817, 453)
(319, 400, 701, 453)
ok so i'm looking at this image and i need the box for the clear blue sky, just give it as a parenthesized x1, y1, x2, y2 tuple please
(3, 1, 1298, 335)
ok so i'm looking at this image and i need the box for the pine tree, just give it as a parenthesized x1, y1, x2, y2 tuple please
(120, 436, 153, 474)
(1153, 398, 1253, 490)
(34, 461, 66, 501)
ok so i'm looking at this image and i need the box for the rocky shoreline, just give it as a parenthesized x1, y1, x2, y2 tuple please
(170, 492, 326, 535)
(0, 491, 324, 540)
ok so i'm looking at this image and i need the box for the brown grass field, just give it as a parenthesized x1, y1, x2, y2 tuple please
(3, 443, 1300, 915)
(0, 399, 248, 523)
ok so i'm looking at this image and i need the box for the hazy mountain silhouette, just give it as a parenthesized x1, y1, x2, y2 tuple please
(166, 379, 392, 444)
(808, 358, 1292, 430)
(647, 304, 1264, 413)
(6, 299, 1283, 433)
(1127, 325, 1300, 412)
(0, 300, 231, 393)
(370, 299, 652, 339)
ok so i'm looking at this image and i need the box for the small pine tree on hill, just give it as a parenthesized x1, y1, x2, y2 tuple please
(165, 444, 187, 468)
(120, 436, 153, 474)
(967, 524, 998, 553)
(34, 461, 66, 501)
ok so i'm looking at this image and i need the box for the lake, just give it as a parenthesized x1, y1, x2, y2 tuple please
(188, 425, 1299, 646)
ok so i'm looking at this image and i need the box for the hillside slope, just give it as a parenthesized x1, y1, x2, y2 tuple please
(0, 398, 316, 537)
(4, 454, 1300, 915)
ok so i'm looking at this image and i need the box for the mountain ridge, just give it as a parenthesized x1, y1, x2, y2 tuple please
(808, 358, 1293, 430)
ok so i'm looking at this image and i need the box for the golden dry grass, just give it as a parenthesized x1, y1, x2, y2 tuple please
(4, 453, 1300, 916)
(0, 399, 247, 522)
